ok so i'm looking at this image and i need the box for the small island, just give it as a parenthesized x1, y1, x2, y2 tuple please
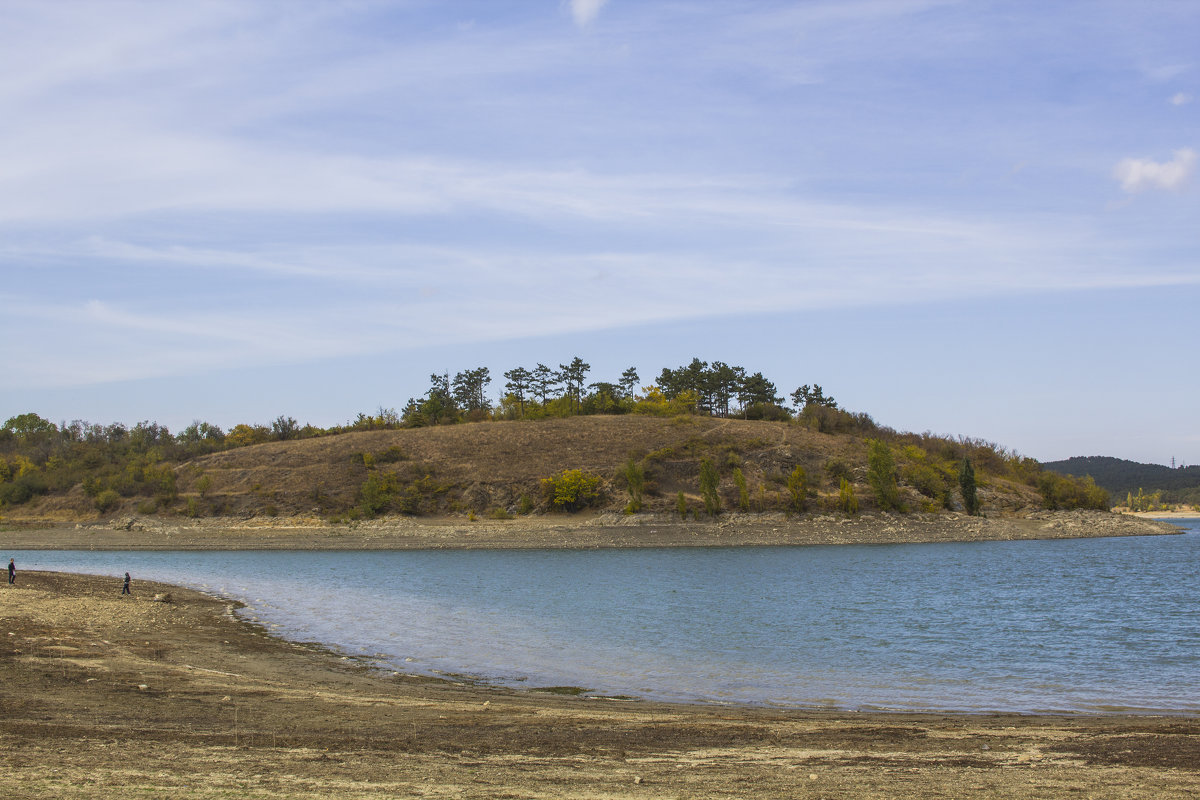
(0, 387, 1183, 548)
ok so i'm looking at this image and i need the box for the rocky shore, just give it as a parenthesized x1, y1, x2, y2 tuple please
(1, 509, 1182, 550)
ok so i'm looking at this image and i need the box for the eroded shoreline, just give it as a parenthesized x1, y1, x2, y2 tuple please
(1, 509, 1183, 550)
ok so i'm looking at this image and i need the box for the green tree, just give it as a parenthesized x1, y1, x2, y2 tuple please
(94, 488, 121, 513)
(867, 439, 901, 511)
(657, 359, 710, 412)
(3, 413, 57, 439)
(790, 384, 837, 411)
(786, 465, 809, 513)
(707, 361, 744, 417)
(358, 470, 401, 516)
(621, 458, 645, 513)
(531, 363, 558, 405)
(452, 367, 492, 414)
(558, 357, 591, 413)
(838, 477, 859, 514)
(226, 423, 270, 448)
(618, 366, 640, 399)
(421, 373, 458, 425)
(271, 416, 300, 441)
(584, 382, 622, 415)
(737, 371, 780, 412)
(959, 457, 980, 516)
(698, 458, 721, 516)
(503, 367, 532, 417)
(542, 469, 602, 512)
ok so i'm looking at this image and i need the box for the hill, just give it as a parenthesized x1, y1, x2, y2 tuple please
(1043, 456, 1200, 506)
(8, 415, 1060, 524)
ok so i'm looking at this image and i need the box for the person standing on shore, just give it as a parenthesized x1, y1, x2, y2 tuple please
(121, 572, 131, 595)
(7, 559, 13, 585)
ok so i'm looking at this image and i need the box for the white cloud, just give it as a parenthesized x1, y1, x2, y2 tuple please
(1169, 92, 1193, 106)
(568, 0, 609, 28)
(1113, 148, 1197, 193)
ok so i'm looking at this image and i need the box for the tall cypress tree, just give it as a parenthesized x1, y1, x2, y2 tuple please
(959, 457, 980, 516)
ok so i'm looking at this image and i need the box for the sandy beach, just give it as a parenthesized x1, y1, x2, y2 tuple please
(2, 567, 1197, 799)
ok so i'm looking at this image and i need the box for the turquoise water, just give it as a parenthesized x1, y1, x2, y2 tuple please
(9, 519, 1199, 713)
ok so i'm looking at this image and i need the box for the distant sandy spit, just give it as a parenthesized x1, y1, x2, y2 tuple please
(1122, 510, 1200, 520)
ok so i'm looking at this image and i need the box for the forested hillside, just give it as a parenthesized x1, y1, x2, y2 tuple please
(1043, 456, 1200, 508)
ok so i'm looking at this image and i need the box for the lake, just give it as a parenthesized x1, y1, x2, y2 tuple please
(9, 518, 1199, 713)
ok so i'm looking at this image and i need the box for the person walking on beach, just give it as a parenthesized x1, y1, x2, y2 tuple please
(121, 572, 131, 595)
(7, 559, 13, 585)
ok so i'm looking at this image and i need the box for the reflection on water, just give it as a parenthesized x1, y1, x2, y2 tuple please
(12, 519, 1200, 713)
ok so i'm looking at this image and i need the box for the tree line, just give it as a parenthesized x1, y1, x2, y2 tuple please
(402, 356, 847, 427)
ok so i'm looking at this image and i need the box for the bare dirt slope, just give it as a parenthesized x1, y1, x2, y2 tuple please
(2, 571, 1197, 799)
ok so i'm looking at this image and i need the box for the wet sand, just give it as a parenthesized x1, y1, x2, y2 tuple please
(2, 570, 1197, 799)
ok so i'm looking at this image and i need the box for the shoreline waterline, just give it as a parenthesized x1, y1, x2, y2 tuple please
(8, 567, 1200, 720)
(4, 570, 1199, 799)
(10, 522, 1198, 717)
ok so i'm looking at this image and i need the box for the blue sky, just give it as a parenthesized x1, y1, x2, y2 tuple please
(1, 0, 1196, 465)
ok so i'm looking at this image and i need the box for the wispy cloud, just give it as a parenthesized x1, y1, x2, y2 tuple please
(1114, 148, 1197, 193)
(1169, 92, 1193, 106)
(2, 0, 1199, 399)
(568, 0, 610, 28)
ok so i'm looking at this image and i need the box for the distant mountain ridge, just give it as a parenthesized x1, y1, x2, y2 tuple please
(1042, 456, 1200, 502)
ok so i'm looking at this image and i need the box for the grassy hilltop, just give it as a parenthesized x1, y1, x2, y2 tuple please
(2, 413, 1109, 525)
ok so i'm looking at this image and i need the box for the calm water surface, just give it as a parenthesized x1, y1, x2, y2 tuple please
(11, 519, 1199, 713)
